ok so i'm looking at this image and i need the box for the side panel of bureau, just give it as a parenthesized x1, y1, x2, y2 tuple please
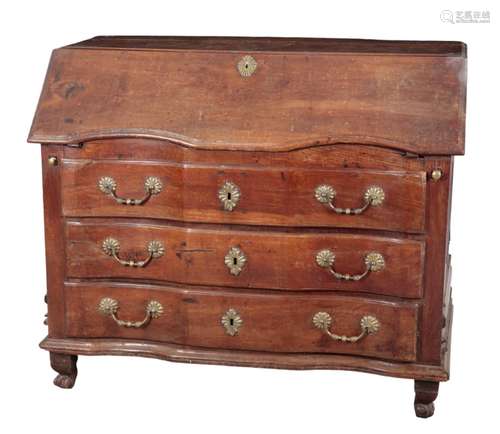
(41, 145, 66, 338)
(420, 157, 454, 364)
(63, 282, 419, 362)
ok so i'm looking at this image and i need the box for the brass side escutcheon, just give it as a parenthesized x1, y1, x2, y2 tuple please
(364, 186, 385, 206)
(364, 252, 385, 272)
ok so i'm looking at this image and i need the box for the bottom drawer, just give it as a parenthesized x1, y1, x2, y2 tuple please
(64, 283, 418, 362)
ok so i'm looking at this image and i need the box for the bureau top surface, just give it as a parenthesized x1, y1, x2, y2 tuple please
(68, 36, 467, 56)
(29, 36, 466, 155)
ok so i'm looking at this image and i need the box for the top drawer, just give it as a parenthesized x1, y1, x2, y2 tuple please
(61, 159, 426, 232)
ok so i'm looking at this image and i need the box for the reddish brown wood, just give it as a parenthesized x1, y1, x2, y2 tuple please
(30, 37, 465, 417)
(65, 219, 425, 298)
(414, 380, 439, 418)
(420, 158, 453, 363)
(65, 140, 428, 172)
(64, 282, 419, 362)
(41, 146, 65, 337)
(70, 36, 466, 56)
(40, 336, 449, 381)
(60, 155, 427, 233)
(28, 40, 466, 155)
(50, 353, 78, 388)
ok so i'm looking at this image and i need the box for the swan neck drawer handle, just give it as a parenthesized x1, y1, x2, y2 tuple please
(98, 297, 163, 328)
(313, 312, 380, 343)
(102, 238, 164, 268)
(316, 250, 385, 281)
(98, 176, 163, 205)
(314, 185, 385, 215)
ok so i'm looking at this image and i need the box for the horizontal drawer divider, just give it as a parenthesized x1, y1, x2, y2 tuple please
(64, 278, 424, 304)
(65, 217, 427, 239)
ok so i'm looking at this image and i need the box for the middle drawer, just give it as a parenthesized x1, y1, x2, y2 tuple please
(66, 221, 425, 298)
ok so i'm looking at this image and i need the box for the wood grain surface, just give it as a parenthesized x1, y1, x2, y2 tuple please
(66, 219, 425, 298)
(32, 37, 465, 405)
(40, 335, 449, 381)
(64, 282, 419, 362)
(29, 44, 466, 155)
(61, 158, 427, 232)
(70, 36, 466, 56)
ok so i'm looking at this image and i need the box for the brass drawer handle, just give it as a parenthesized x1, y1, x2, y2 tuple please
(102, 238, 164, 268)
(98, 297, 163, 328)
(313, 312, 380, 343)
(316, 249, 385, 281)
(314, 185, 385, 215)
(99, 176, 163, 205)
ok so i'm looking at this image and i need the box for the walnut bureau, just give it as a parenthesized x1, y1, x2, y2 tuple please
(29, 36, 466, 418)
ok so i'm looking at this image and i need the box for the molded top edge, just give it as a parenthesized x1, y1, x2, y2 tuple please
(66, 36, 467, 57)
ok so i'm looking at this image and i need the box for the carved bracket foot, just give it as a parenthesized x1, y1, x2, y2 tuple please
(50, 352, 78, 389)
(414, 380, 439, 418)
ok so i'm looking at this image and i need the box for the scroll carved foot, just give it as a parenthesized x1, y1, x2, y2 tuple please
(414, 380, 439, 418)
(50, 352, 78, 389)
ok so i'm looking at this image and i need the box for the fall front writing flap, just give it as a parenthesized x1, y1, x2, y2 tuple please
(28, 37, 466, 155)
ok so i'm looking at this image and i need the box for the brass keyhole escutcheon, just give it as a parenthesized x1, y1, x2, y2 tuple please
(224, 247, 247, 276)
(237, 55, 257, 77)
(221, 308, 243, 336)
(218, 181, 241, 211)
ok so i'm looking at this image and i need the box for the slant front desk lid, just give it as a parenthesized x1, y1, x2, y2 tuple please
(29, 36, 466, 155)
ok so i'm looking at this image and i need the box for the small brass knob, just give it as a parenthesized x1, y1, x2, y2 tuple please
(48, 156, 58, 166)
(431, 169, 443, 181)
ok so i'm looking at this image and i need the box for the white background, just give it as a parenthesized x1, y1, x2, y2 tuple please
(1, 0, 498, 432)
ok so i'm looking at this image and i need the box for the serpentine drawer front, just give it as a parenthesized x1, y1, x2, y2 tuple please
(29, 36, 466, 418)
(64, 283, 419, 362)
(61, 159, 427, 232)
(65, 220, 425, 298)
